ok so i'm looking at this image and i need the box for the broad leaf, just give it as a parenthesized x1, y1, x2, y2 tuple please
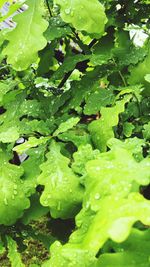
(0, 148, 30, 225)
(46, 139, 150, 267)
(2, 0, 48, 70)
(54, 0, 107, 38)
(53, 117, 80, 136)
(97, 229, 150, 267)
(72, 144, 100, 176)
(88, 96, 131, 151)
(84, 87, 115, 115)
(38, 140, 83, 219)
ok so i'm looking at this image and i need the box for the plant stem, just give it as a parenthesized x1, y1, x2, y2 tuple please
(112, 58, 127, 87)
(45, 0, 52, 17)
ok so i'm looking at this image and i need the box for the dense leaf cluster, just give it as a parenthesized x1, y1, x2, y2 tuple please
(0, 0, 150, 266)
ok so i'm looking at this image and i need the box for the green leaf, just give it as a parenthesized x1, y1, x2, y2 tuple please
(64, 68, 101, 112)
(72, 144, 100, 176)
(7, 236, 25, 267)
(97, 229, 150, 267)
(0, 241, 5, 255)
(0, 148, 30, 225)
(51, 54, 90, 82)
(113, 31, 147, 67)
(37, 42, 56, 76)
(0, 91, 49, 143)
(38, 140, 83, 219)
(44, 16, 71, 41)
(46, 139, 150, 267)
(58, 127, 91, 148)
(143, 122, 150, 140)
(123, 122, 135, 137)
(0, 80, 17, 104)
(13, 136, 50, 154)
(84, 87, 115, 115)
(54, 0, 107, 38)
(128, 45, 150, 87)
(21, 193, 49, 225)
(107, 137, 145, 162)
(90, 35, 113, 66)
(88, 96, 131, 151)
(85, 140, 150, 206)
(53, 117, 80, 136)
(21, 145, 46, 196)
(2, 0, 48, 70)
(145, 73, 150, 83)
(46, 241, 97, 267)
(48, 193, 150, 267)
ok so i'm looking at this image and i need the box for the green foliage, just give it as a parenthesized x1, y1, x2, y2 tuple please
(0, 0, 150, 266)
(46, 139, 150, 266)
(38, 140, 83, 218)
(88, 96, 131, 151)
(7, 236, 25, 267)
(129, 45, 150, 88)
(54, 0, 107, 38)
(2, 0, 48, 70)
(143, 122, 150, 140)
(0, 148, 30, 225)
(53, 117, 80, 136)
(97, 229, 150, 267)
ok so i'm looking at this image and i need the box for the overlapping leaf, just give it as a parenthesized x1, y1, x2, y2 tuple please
(0, 148, 30, 225)
(38, 140, 83, 219)
(0, 91, 52, 143)
(88, 96, 131, 151)
(54, 0, 107, 38)
(46, 138, 150, 267)
(7, 236, 25, 267)
(97, 229, 150, 267)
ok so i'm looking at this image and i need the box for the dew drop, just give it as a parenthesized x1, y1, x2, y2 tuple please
(94, 193, 100, 200)
(13, 190, 18, 195)
(4, 198, 8, 205)
(70, 11, 74, 17)
(65, 8, 71, 15)
(13, 184, 17, 190)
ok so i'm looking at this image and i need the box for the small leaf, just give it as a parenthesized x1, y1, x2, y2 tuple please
(53, 117, 80, 136)
(123, 122, 135, 137)
(7, 236, 25, 267)
(13, 136, 50, 154)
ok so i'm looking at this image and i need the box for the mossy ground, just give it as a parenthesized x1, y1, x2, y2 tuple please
(0, 217, 50, 267)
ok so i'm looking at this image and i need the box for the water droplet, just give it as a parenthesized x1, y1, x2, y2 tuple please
(4, 198, 8, 205)
(95, 193, 100, 200)
(65, 8, 71, 15)
(13, 184, 17, 190)
(71, 11, 74, 17)
(13, 190, 17, 195)
(57, 202, 61, 211)
(43, 200, 48, 205)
